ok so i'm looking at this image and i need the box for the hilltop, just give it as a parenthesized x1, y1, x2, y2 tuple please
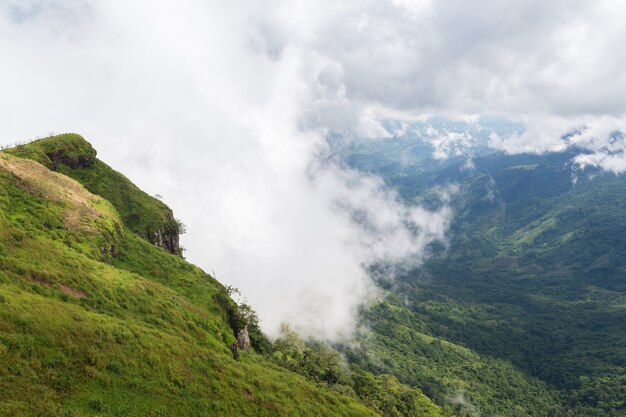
(5, 134, 182, 255)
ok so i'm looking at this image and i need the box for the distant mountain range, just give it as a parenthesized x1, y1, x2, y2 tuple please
(338, 132, 626, 416)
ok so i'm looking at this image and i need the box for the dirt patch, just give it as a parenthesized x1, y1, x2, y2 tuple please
(27, 274, 87, 299)
(59, 284, 87, 298)
(0, 151, 111, 233)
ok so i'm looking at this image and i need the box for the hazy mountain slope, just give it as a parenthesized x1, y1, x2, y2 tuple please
(342, 297, 565, 417)
(341, 143, 626, 416)
(0, 149, 389, 417)
(0, 140, 454, 417)
(418, 151, 626, 374)
(412, 152, 626, 415)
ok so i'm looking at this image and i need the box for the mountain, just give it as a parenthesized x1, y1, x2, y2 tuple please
(339, 140, 626, 416)
(3, 132, 623, 417)
(0, 134, 446, 417)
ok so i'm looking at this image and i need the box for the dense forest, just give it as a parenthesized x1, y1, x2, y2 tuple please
(338, 134, 626, 416)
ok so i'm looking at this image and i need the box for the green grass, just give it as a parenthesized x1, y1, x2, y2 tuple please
(0, 143, 446, 417)
(5, 134, 182, 254)
(2, 133, 97, 170)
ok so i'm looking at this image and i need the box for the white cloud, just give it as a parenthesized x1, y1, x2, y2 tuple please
(489, 115, 626, 173)
(1, 0, 625, 338)
(0, 0, 455, 340)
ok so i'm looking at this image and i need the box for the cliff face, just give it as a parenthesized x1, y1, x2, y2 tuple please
(5, 134, 182, 256)
(146, 213, 182, 256)
(46, 143, 97, 169)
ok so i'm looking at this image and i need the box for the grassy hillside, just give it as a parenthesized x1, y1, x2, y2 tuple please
(5, 134, 183, 255)
(0, 142, 446, 417)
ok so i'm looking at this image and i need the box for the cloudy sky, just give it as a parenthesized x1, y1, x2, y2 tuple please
(1, 0, 625, 338)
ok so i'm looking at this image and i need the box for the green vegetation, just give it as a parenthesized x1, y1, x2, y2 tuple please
(2, 133, 97, 170)
(343, 296, 565, 417)
(0, 139, 446, 417)
(5, 134, 183, 255)
(6, 131, 623, 416)
(342, 141, 626, 417)
(271, 326, 449, 417)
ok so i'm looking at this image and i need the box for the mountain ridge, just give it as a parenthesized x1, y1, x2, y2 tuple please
(4, 134, 183, 256)
(0, 134, 447, 417)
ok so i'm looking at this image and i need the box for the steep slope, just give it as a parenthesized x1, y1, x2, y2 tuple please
(0, 141, 449, 417)
(0, 150, 376, 416)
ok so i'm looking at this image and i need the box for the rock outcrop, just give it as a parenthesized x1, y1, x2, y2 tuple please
(47, 146, 96, 169)
(145, 213, 181, 256)
(237, 326, 251, 351)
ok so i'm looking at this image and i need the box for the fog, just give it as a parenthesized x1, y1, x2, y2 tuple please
(1, 0, 624, 338)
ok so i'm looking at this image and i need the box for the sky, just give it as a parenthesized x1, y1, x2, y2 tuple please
(1, 0, 625, 339)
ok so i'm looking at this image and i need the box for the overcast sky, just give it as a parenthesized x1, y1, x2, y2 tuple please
(1, 0, 625, 338)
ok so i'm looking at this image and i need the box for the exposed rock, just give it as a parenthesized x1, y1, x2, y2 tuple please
(237, 326, 251, 351)
(99, 244, 118, 263)
(39, 137, 98, 170)
(48, 149, 96, 169)
(145, 213, 181, 255)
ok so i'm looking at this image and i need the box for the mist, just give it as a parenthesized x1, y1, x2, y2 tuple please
(1, 0, 625, 338)
(0, 0, 454, 340)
